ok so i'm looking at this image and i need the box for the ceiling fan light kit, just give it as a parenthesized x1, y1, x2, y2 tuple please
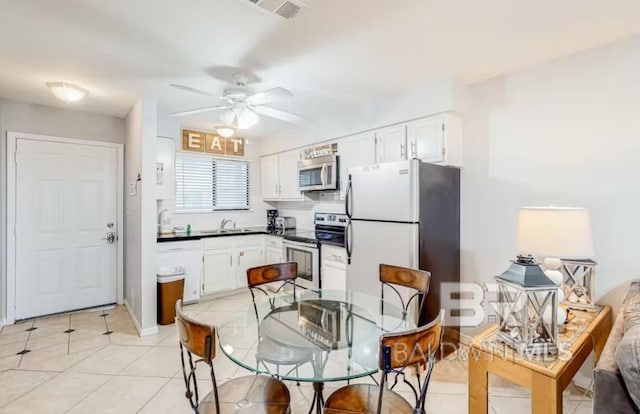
(46, 82, 89, 103)
(170, 73, 304, 128)
(235, 107, 259, 129)
(215, 125, 236, 138)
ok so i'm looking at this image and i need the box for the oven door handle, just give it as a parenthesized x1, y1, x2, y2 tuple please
(283, 240, 318, 251)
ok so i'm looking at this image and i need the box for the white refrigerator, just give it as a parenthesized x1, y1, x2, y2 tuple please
(344, 159, 460, 325)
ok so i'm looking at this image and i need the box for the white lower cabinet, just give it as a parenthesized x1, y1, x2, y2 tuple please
(321, 244, 347, 291)
(203, 248, 235, 294)
(202, 235, 265, 295)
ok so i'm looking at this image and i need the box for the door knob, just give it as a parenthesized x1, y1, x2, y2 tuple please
(102, 232, 117, 244)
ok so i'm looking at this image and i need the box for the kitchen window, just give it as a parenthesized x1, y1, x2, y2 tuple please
(175, 154, 250, 212)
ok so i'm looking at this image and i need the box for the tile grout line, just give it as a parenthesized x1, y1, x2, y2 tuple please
(65, 375, 117, 413)
(66, 314, 72, 355)
(135, 377, 173, 413)
(17, 320, 36, 367)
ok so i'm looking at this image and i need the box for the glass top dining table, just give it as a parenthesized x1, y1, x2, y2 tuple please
(217, 288, 416, 413)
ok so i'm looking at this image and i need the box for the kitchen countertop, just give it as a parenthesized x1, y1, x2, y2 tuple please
(157, 227, 323, 244)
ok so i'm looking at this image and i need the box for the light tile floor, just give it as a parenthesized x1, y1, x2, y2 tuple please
(0, 290, 594, 413)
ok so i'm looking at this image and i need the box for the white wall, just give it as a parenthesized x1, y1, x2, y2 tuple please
(124, 99, 158, 334)
(0, 99, 125, 323)
(461, 35, 640, 313)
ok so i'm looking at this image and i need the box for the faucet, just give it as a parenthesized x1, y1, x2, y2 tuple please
(220, 218, 235, 230)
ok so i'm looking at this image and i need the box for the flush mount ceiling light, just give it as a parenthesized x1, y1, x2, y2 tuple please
(216, 125, 235, 138)
(46, 82, 89, 103)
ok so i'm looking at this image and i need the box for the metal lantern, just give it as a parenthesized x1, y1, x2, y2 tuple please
(494, 256, 559, 356)
(561, 259, 596, 311)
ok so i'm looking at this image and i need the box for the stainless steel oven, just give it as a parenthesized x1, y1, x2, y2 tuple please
(282, 239, 319, 289)
(297, 155, 338, 192)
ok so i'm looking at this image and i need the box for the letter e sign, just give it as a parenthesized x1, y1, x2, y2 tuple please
(182, 130, 205, 152)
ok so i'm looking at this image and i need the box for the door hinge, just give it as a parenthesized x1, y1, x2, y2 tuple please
(13, 149, 17, 165)
(442, 123, 445, 132)
(442, 147, 446, 156)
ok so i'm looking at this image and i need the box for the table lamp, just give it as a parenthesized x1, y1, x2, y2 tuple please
(516, 206, 596, 311)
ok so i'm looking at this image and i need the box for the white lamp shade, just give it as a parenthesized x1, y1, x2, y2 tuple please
(220, 109, 236, 125)
(236, 107, 259, 129)
(517, 207, 594, 259)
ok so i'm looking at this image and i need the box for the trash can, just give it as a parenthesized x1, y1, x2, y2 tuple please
(157, 266, 185, 325)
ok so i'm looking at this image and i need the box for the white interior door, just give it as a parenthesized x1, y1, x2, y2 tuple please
(15, 139, 118, 319)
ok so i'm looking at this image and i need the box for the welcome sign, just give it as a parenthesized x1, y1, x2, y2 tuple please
(182, 129, 245, 157)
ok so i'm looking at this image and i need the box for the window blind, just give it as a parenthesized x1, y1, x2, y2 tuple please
(175, 154, 250, 212)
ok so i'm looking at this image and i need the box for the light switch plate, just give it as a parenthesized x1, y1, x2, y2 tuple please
(128, 182, 137, 196)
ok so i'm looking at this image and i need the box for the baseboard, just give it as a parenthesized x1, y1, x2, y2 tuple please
(123, 299, 158, 337)
(0, 318, 7, 329)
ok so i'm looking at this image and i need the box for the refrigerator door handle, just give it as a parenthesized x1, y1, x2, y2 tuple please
(345, 220, 353, 264)
(345, 174, 353, 218)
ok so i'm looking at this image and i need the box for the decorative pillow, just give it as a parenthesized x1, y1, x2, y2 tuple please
(616, 295, 640, 411)
(624, 294, 640, 333)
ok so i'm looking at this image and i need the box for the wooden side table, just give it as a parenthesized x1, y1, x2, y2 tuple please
(468, 305, 612, 414)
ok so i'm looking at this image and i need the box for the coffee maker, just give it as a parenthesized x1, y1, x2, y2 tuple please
(266, 209, 278, 232)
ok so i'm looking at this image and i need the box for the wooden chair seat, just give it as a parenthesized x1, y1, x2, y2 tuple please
(323, 384, 412, 414)
(198, 375, 291, 413)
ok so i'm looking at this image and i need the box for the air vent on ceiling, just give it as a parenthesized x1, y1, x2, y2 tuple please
(243, 0, 308, 20)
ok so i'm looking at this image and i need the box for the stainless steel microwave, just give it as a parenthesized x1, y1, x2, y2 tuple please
(297, 155, 338, 192)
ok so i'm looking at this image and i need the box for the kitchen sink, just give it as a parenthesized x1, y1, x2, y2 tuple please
(200, 228, 255, 235)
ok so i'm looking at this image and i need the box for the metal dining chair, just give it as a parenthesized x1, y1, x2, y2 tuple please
(247, 262, 314, 383)
(379, 264, 431, 321)
(323, 311, 444, 414)
(246, 262, 299, 312)
(175, 300, 291, 414)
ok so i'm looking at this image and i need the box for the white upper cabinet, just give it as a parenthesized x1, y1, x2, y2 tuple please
(375, 125, 407, 164)
(278, 149, 303, 200)
(260, 150, 303, 201)
(156, 137, 175, 200)
(260, 154, 280, 200)
(407, 113, 462, 166)
(338, 132, 376, 200)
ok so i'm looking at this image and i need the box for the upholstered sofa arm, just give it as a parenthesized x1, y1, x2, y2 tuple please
(594, 309, 639, 413)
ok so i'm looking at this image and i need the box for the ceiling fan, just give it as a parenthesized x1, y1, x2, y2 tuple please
(170, 74, 304, 130)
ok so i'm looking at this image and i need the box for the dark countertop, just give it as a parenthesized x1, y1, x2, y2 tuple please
(156, 227, 331, 245)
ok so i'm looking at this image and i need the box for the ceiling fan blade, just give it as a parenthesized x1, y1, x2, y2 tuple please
(170, 104, 232, 117)
(170, 84, 220, 100)
(253, 106, 304, 123)
(246, 87, 294, 106)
